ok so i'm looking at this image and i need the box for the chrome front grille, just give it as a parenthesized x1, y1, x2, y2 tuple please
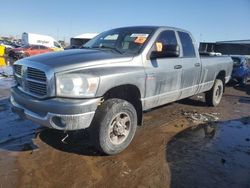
(14, 65, 23, 87)
(27, 67, 47, 82)
(14, 65, 48, 97)
(14, 64, 22, 75)
(27, 80, 47, 96)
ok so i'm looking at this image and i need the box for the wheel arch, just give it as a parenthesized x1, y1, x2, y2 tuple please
(102, 84, 143, 126)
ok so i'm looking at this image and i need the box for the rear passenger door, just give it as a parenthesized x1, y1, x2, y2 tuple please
(177, 31, 201, 99)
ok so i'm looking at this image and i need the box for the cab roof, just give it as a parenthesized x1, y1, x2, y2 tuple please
(115, 26, 190, 33)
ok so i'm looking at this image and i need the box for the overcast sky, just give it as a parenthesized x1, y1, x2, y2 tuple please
(1, 0, 250, 43)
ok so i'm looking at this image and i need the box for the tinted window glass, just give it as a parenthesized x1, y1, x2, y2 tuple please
(157, 30, 177, 46)
(40, 45, 47, 49)
(54, 42, 61, 48)
(178, 31, 196, 57)
(31, 45, 39, 50)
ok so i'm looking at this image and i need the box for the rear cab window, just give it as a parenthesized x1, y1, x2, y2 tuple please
(178, 31, 196, 57)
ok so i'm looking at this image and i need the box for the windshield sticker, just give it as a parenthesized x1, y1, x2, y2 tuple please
(130, 33, 149, 38)
(134, 36, 147, 44)
(156, 42, 163, 52)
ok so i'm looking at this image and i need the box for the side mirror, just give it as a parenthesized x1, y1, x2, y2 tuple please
(150, 44, 180, 59)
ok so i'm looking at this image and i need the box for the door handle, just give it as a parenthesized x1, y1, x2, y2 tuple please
(194, 63, 201, 67)
(174, 65, 182, 69)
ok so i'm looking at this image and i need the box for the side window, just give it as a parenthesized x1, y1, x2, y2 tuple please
(157, 30, 177, 46)
(178, 31, 196, 57)
(31, 45, 39, 50)
(54, 42, 61, 48)
(40, 45, 47, 49)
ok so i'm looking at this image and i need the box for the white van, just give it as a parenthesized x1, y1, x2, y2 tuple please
(70, 33, 98, 48)
(22, 33, 63, 51)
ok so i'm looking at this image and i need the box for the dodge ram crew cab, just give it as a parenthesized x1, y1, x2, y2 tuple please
(11, 26, 233, 154)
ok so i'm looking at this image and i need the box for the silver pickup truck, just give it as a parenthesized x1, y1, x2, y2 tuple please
(11, 26, 233, 154)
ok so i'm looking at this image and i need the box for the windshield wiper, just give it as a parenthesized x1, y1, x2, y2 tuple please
(91, 45, 123, 54)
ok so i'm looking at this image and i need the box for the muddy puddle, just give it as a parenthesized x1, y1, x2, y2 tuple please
(0, 99, 40, 152)
(167, 117, 250, 188)
(0, 55, 39, 151)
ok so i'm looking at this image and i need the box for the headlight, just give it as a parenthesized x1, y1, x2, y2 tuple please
(56, 73, 99, 98)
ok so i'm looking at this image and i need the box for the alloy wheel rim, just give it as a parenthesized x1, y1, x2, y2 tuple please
(108, 112, 131, 145)
(215, 85, 222, 104)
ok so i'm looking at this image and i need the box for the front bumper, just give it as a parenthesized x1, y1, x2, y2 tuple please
(10, 87, 101, 130)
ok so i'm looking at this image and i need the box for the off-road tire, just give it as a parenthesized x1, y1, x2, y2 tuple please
(205, 79, 224, 107)
(91, 98, 137, 155)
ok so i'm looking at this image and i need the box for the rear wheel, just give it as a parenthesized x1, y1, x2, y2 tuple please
(205, 79, 224, 107)
(91, 98, 137, 155)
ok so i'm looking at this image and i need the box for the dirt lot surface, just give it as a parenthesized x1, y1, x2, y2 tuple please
(0, 73, 249, 187)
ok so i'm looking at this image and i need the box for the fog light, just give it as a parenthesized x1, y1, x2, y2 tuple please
(52, 116, 67, 128)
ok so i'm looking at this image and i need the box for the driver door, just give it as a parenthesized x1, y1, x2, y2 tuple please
(143, 30, 183, 109)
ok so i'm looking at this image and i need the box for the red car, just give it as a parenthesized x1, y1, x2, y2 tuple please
(9, 45, 53, 59)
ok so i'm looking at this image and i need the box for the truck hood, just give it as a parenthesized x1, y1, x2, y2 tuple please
(18, 49, 133, 72)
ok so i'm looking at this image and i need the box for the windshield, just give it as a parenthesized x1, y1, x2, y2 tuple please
(83, 27, 155, 55)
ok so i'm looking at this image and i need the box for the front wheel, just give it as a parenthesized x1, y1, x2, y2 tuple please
(91, 98, 137, 155)
(205, 79, 224, 107)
